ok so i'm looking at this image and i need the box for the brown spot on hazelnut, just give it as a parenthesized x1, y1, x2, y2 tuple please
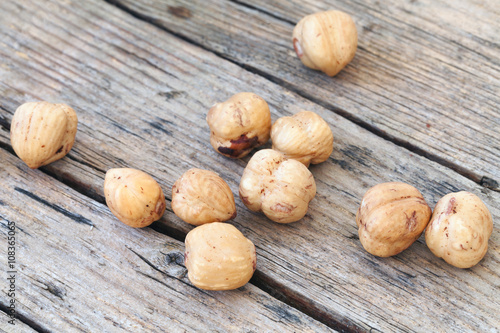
(405, 211, 418, 231)
(56, 145, 64, 154)
(155, 200, 166, 215)
(270, 203, 294, 213)
(230, 211, 237, 219)
(240, 195, 250, 205)
(445, 197, 457, 215)
(293, 37, 303, 57)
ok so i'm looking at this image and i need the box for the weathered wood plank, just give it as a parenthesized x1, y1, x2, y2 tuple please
(111, 0, 500, 189)
(0, 0, 499, 331)
(0, 149, 333, 332)
(0, 312, 36, 333)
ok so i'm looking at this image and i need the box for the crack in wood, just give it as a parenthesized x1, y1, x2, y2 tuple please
(250, 270, 366, 333)
(14, 187, 96, 227)
(0, 217, 33, 236)
(228, 0, 296, 25)
(0, 302, 51, 333)
(125, 246, 202, 292)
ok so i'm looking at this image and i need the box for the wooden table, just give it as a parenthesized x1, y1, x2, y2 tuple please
(0, 0, 498, 332)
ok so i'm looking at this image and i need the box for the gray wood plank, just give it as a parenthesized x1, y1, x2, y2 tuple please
(0, 312, 37, 333)
(111, 0, 500, 189)
(0, 0, 499, 331)
(0, 149, 333, 332)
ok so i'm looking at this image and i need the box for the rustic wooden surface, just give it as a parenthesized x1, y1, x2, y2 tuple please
(0, 311, 36, 333)
(112, 0, 500, 190)
(0, 149, 332, 332)
(0, 0, 498, 332)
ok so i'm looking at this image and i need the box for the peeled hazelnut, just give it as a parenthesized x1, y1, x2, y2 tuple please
(271, 110, 333, 167)
(104, 168, 166, 228)
(293, 10, 358, 76)
(10, 101, 78, 169)
(425, 192, 493, 268)
(185, 222, 256, 290)
(171, 168, 236, 225)
(206, 92, 271, 158)
(239, 149, 316, 223)
(356, 182, 432, 257)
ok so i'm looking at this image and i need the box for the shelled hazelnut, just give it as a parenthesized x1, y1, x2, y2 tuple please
(171, 168, 236, 225)
(271, 110, 333, 167)
(10, 101, 78, 169)
(184, 222, 256, 290)
(104, 168, 166, 228)
(206, 92, 271, 158)
(293, 10, 358, 76)
(356, 182, 432, 257)
(239, 149, 316, 223)
(425, 191, 493, 268)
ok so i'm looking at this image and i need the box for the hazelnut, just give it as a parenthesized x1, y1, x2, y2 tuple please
(171, 168, 237, 225)
(293, 10, 358, 76)
(10, 101, 78, 169)
(184, 222, 257, 290)
(425, 192, 493, 268)
(206, 92, 271, 158)
(356, 182, 432, 257)
(271, 110, 333, 167)
(104, 168, 166, 228)
(239, 149, 316, 223)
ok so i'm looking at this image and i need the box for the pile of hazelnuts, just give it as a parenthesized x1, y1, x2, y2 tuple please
(10, 10, 493, 291)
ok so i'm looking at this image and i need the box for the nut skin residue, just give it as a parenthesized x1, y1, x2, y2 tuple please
(445, 197, 457, 215)
(218, 134, 259, 157)
(405, 211, 418, 232)
(271, 203, 294, 213)
(293, 38, 303, 57)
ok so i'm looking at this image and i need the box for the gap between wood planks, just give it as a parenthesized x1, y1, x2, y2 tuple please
(103, 0, 499, 193)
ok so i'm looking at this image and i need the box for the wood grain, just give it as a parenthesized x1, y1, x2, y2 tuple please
(110, 0, 500, 189)
(0, 149, 333, 332)
(0, 0, 499, 331)
(0, 312, 36, 333)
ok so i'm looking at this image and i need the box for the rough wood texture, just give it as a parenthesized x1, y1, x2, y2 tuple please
(111, 0, 500, 189)
(0, 0, 499, 331)
(0, 149, 332, 332)
(0, 312, 36, 333)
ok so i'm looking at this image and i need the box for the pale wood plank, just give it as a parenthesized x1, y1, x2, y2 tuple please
(0, 149, 333, 332)
(0, 0, 499, 331)
(111, 0, 500, 189)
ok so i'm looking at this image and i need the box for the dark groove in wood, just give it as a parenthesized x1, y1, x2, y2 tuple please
(14, 187, 95, 227)
(103, 0, 499, 193)
(228, 0, 296, 25)
(250, 270, 365, 333)
(0, 303, 51, 333)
